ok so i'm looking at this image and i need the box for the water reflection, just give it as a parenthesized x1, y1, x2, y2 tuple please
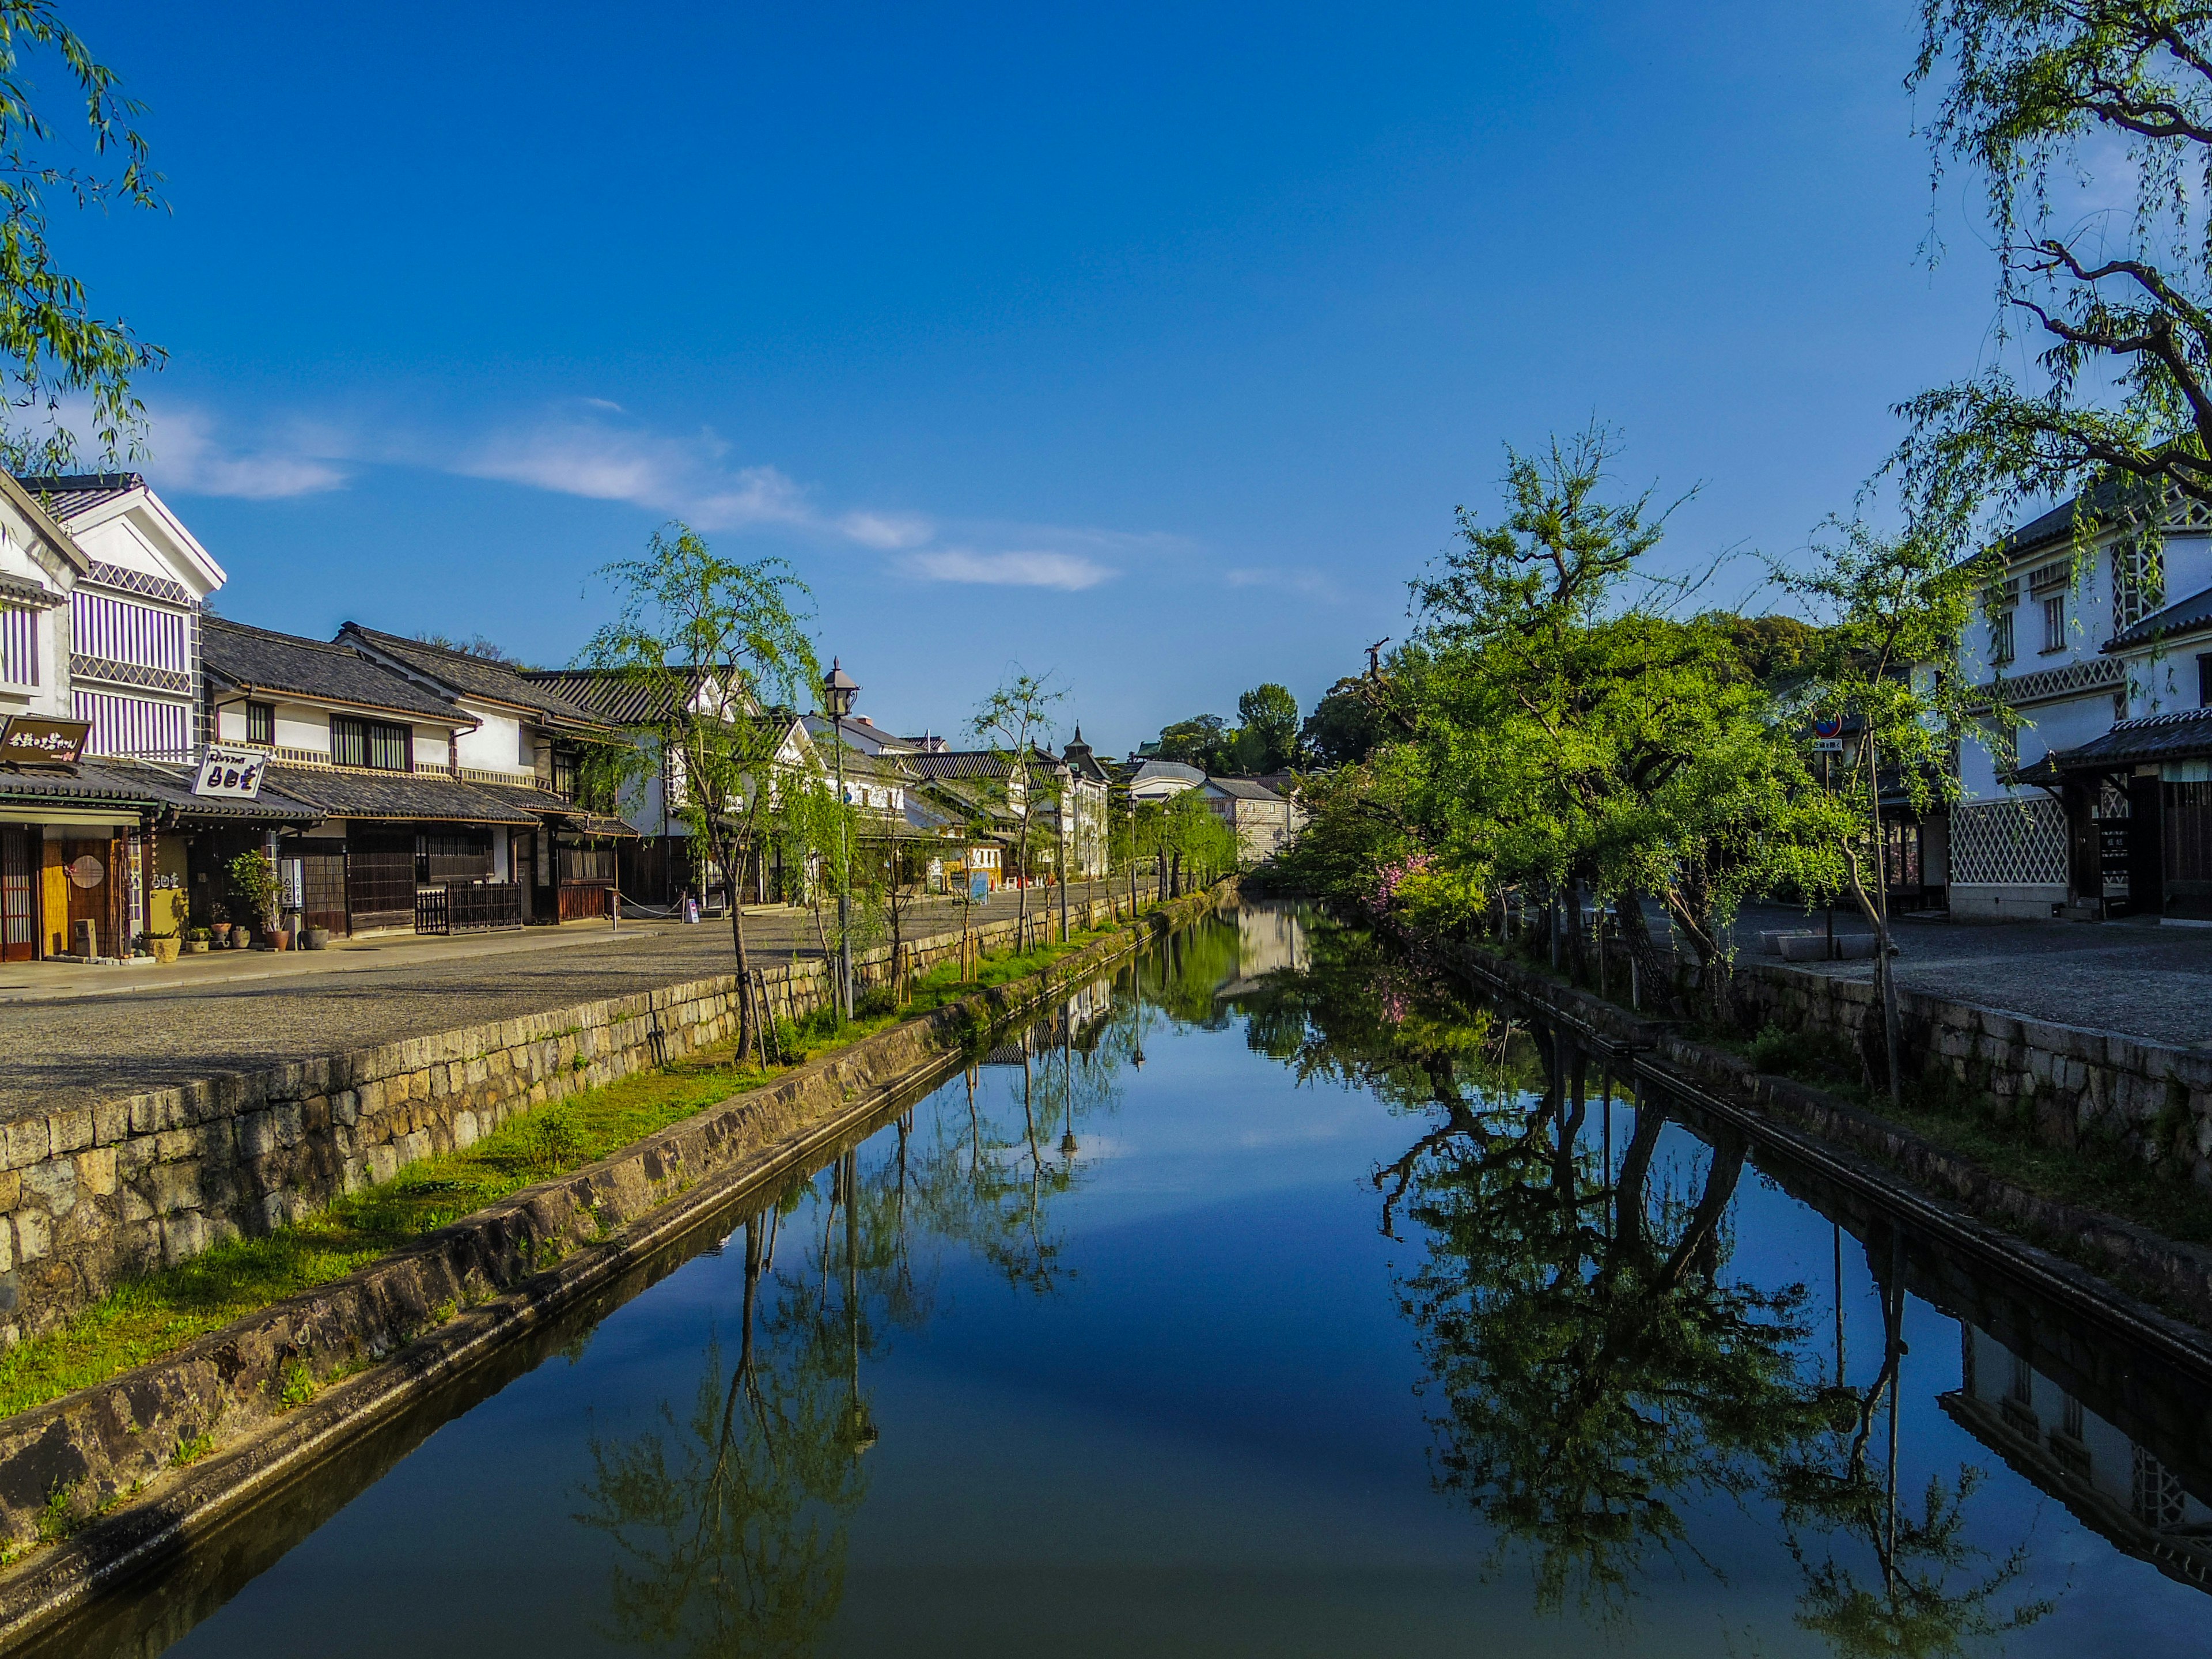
(1226, 916, 2055, 1653)
(26, 907, 2212, 1657)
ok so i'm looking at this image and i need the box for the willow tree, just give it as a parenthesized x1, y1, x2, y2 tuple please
(0, 4, 167, 469)
(1900, 2, 2212, 549)
(1774, 521, 2013, 1103)
(969, 668, 1065, 952)
(582, 523, 819, 1063)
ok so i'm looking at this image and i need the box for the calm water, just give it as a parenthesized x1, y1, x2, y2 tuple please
(28, 907, 2212, 1657)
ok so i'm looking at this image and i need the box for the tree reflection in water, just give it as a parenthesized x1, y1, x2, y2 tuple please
(571, 982, 1143, 1657)
(571, 912, 2055, 1657)
(1230, 912, 2053, 1653)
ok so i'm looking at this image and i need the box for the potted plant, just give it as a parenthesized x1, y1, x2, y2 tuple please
(228, 850, 283, 950)
(301, 924, 332, 950)
(183, 927, 210, 955)
(229, 924, 251, 949)
(146, 927, 181, 965)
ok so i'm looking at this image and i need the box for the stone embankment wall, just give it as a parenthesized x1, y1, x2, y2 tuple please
(0, 893, 1147, 1343)
(1722, 960, 2212, 1190)
(1444, 935, 2212, 1334)
(1537, 919, 2212, 1191)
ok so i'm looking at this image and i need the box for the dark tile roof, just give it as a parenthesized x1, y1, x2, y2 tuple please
(2105, 584, 2212, 652)
(0, 762, 162, 809)
(14, 473, 143, 519)
(1205, 777, 1284, 802)
(263, 765, 544, 825)
(521, 666, 705, 726)
(339, 625, 612, 731)
(906, 748, 1059, 781)
(203, 618, 469, 722)
(92, 758, 321, 824)
(2043, 708, 2212, 773)
(0, 570, 59, 608)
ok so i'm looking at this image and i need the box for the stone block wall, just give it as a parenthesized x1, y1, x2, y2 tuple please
(0, 893, 1142, 1344)
(1724, 959, 2212, 1188)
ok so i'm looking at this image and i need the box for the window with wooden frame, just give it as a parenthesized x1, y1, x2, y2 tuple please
(331, 714, 413, 771)
(2041, 594, 2066, 654)
(1988, 609, 2014, 666)
(245, 701, 275, 745)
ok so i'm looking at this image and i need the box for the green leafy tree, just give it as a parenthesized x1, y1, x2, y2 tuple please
(1154, 713, 1233, 771)
(1235, 682, 1301, 773)
(0, 4, 165, 470)
(582, 522, 820, 1063)
(1300, 673, 1402, 767)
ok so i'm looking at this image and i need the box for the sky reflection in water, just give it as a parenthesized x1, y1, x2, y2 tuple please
(146, 908, 2212, 1659)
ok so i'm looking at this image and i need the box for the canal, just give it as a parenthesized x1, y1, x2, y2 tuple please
(22, 904, 2212, 1656)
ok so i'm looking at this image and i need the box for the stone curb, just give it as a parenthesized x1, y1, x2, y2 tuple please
(0, 882, 1234, 1647)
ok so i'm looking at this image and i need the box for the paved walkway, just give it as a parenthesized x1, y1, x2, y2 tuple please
(0, 881, 1145, 1119)
(1725, 900, 2212, 1048)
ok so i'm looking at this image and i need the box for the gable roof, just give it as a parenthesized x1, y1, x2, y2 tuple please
(16, 472, 226, 592)
(1123, 758, 1204, 786)
(203, 618, 472, 724)
(337, 624, 613, 732)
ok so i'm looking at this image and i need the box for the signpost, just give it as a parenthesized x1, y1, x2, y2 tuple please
(191, 745, 268, 800)
(0, 715, 90, 766)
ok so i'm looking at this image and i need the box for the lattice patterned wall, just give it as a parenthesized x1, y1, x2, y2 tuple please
(1949, 797, 2070, 886)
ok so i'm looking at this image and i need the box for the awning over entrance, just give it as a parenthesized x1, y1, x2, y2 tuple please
(87, 758, 319, 828)
(0, 762, 159, 826)
(477, 782, 641, 840)
(2019, 709, 2212, 783)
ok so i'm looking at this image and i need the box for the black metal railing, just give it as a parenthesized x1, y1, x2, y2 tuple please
(415, 880, 525, 935)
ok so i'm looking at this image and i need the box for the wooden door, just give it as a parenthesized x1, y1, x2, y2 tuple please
(0, 827, 32, 963)
(58, 836, 112, 957)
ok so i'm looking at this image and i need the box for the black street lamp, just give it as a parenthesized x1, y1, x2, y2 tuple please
(822, 658, 860, 1021)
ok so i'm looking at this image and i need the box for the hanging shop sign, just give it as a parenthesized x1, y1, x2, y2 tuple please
(192, 745, 268, 800)
(0, 715, 89, 766)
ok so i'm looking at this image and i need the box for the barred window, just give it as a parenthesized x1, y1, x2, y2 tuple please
(1988, 609, 2014, 666)
(0, 604, 33, 687)
(245, 701, 275, 745)
(2041, 596, 2066, 653)
(332, 715, 412, 771)
(2113, 540, 2164, 632)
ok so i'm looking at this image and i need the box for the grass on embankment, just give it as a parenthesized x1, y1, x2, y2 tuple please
(0, 923, 1122, 1422)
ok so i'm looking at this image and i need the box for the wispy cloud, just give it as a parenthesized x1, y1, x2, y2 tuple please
(905, 548, 1113, 590)
(134, 401, 1171, 591)
(142, 407, 350, 499)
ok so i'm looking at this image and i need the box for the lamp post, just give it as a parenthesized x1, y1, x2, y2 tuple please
(823, 658, 859, 1022)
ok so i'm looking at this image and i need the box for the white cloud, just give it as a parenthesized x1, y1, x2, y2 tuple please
(131, 402, 1171, 589)
(142, 407, 349, 499)
(905, 548, 1114, 590)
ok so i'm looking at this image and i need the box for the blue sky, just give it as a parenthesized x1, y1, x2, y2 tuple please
(66, 1, 1994, 752)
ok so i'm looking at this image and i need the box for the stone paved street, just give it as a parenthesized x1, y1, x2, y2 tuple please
(0, 880, 1142, 1120)
(1725, 900, 2212, 1048)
